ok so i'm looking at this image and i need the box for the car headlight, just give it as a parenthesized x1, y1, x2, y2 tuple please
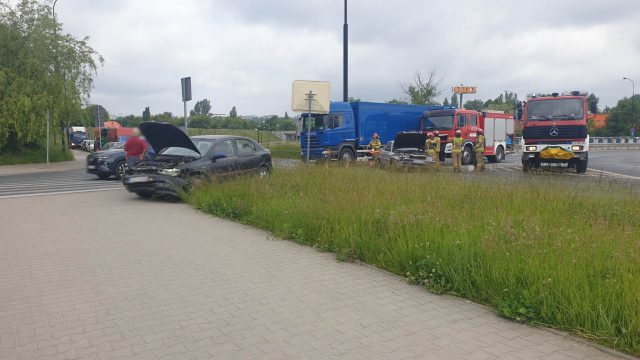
(525, 146, 537, 152)
(571, 145, 583, 151)
(158, 168, 181, 177)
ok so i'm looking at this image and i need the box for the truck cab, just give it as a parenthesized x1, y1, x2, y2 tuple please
(301, 102, 443, 161)
(520, 92, 589, 173)
(421, 109, 515, 164)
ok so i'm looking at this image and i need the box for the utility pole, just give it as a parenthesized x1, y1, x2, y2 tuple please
(343, 0, 348, 102)
(623, 77, 635, 126)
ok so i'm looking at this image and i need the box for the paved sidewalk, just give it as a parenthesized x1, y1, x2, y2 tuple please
(0, 150, 86, 176)
(0, 190, 633, 360)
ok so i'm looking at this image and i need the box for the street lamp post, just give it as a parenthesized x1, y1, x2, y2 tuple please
(343, 0, 348, 102)
(623, 77, 635, 128)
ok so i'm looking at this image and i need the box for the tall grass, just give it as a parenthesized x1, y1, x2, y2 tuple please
(187, 128, 282, 143)
(185, 167, 640, 355)
(0, 148, 73, 165)
(267, 142, 301, 159)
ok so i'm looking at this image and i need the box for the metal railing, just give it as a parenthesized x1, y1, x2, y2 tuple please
(514, 137, 640, 150)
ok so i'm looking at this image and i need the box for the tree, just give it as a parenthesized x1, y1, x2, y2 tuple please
(0, 0, 102, 153)
(604, 96, 639, 136)
(399, 69, 443, 105)
(142, 107, 150, 122)
(284, 111, 289, 119)
(443, 98, 450, 106)
(347, 97, 362, 102)
(229, 106, 238, 118)
(463, 99, 484, 111)
(387, 99, 408, 104)
(189, 115, 211, 129)
(587, 93, 599, 114)
(81, 105, 110, 128)
(191, 99, 212, 117)
(450, 94, 459, 108)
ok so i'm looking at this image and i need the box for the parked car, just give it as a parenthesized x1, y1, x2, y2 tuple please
(81, 140, 95, 152)
(379, 132, 430, 169)
(102, 142, 123, 151)
(86, 142, 155, 180)
(123, 122, 272, 198)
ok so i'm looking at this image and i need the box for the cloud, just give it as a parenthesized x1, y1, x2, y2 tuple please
(54, 0, 640, 117)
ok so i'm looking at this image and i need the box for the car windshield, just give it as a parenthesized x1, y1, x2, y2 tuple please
(158, 139, 215, 158)
(301, 114, 328, 132)
(423, 115, 454, 130)
(527, 99, 584, 121)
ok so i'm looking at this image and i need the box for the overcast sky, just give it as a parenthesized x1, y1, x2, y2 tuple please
(53, 0, 640, 117)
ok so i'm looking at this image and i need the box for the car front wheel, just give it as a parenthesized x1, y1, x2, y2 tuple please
(114, 161, 126, 180)
(258, 165, 270, 178)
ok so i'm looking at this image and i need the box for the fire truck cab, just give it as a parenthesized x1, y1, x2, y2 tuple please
(519, 92, 589, 173)
(420, 109, 515, 165)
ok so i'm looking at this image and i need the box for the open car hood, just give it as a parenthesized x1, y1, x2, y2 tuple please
(394, 132, 427, 151)
(139, 122, 199, 155)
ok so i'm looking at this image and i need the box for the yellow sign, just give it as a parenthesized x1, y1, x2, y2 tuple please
(453, 86, 477, 94)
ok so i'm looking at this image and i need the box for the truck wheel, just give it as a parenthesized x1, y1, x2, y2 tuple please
(494, 146, 505, 163)
(339, 148, 355, 162)
(462, 146, 473, 165)
(576, 155, 588, 174)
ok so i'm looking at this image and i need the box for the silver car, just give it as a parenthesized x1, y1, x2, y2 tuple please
(379, 132, 432, 169)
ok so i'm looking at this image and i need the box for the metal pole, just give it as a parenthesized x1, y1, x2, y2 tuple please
(623, 78, 635, 126)
(183, 101, 188, 134)
(97, 105, 101, 151)
(46, 110, 50, 165)
(306, 91, 313, 163)
(343, 0, 348, 102)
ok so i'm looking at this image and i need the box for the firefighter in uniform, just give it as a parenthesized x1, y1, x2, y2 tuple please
(368, 132, 382, 166)
(452, 130, 463, 172)
(474, 128, 486, 172)
(432, 131, 441, 169)
(426, 132, 435, 167)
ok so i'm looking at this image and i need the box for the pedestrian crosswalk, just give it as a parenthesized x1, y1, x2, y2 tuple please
(0, 170, 123, 199)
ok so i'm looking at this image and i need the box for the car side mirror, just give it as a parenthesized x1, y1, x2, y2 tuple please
(212, 153, 226, 161)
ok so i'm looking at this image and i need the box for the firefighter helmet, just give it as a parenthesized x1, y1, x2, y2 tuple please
(477, 128, 484, 134)
(373, 132, 379, 139)
(455, 130, 462, 136)
(427, 132, 434, 138)
(434, 131, 440, 136)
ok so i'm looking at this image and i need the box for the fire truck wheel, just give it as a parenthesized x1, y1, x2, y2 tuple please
(494, 146, 505, 163)
(576, 157, 588, 174)
(462, 146, 474, 165)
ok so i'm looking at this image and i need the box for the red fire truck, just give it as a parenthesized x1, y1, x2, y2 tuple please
(518, 92, 589, 173)
(420, 109, 515, 165)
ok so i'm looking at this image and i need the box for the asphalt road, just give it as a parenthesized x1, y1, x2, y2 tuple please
(0, 190, 627, 359)
(0, 168, 122, 199)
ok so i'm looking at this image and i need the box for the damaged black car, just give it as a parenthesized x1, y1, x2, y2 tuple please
(379, 132, 431, 169)
(123, 122, 272, 198)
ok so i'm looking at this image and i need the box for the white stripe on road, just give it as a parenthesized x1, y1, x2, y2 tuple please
(0, 187, 123, 200)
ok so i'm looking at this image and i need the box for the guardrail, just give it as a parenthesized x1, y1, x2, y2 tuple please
(514, 137, 640, 150)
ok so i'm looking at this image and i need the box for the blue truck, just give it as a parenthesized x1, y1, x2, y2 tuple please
(300, 102, 447, 161)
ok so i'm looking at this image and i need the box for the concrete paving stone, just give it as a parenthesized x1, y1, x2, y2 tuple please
(0, 190, 634, 360)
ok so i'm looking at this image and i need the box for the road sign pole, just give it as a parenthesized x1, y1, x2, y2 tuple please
(184, 101, 188, 135)
(46, 109, 50, 165)
(306, 91, 314, 164)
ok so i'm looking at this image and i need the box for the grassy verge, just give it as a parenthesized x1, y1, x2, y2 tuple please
(0, 147, 74, 165)
(187, 128, 283, 143)
(267, 142, 301, 159)
(186, 166, 640, 355)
